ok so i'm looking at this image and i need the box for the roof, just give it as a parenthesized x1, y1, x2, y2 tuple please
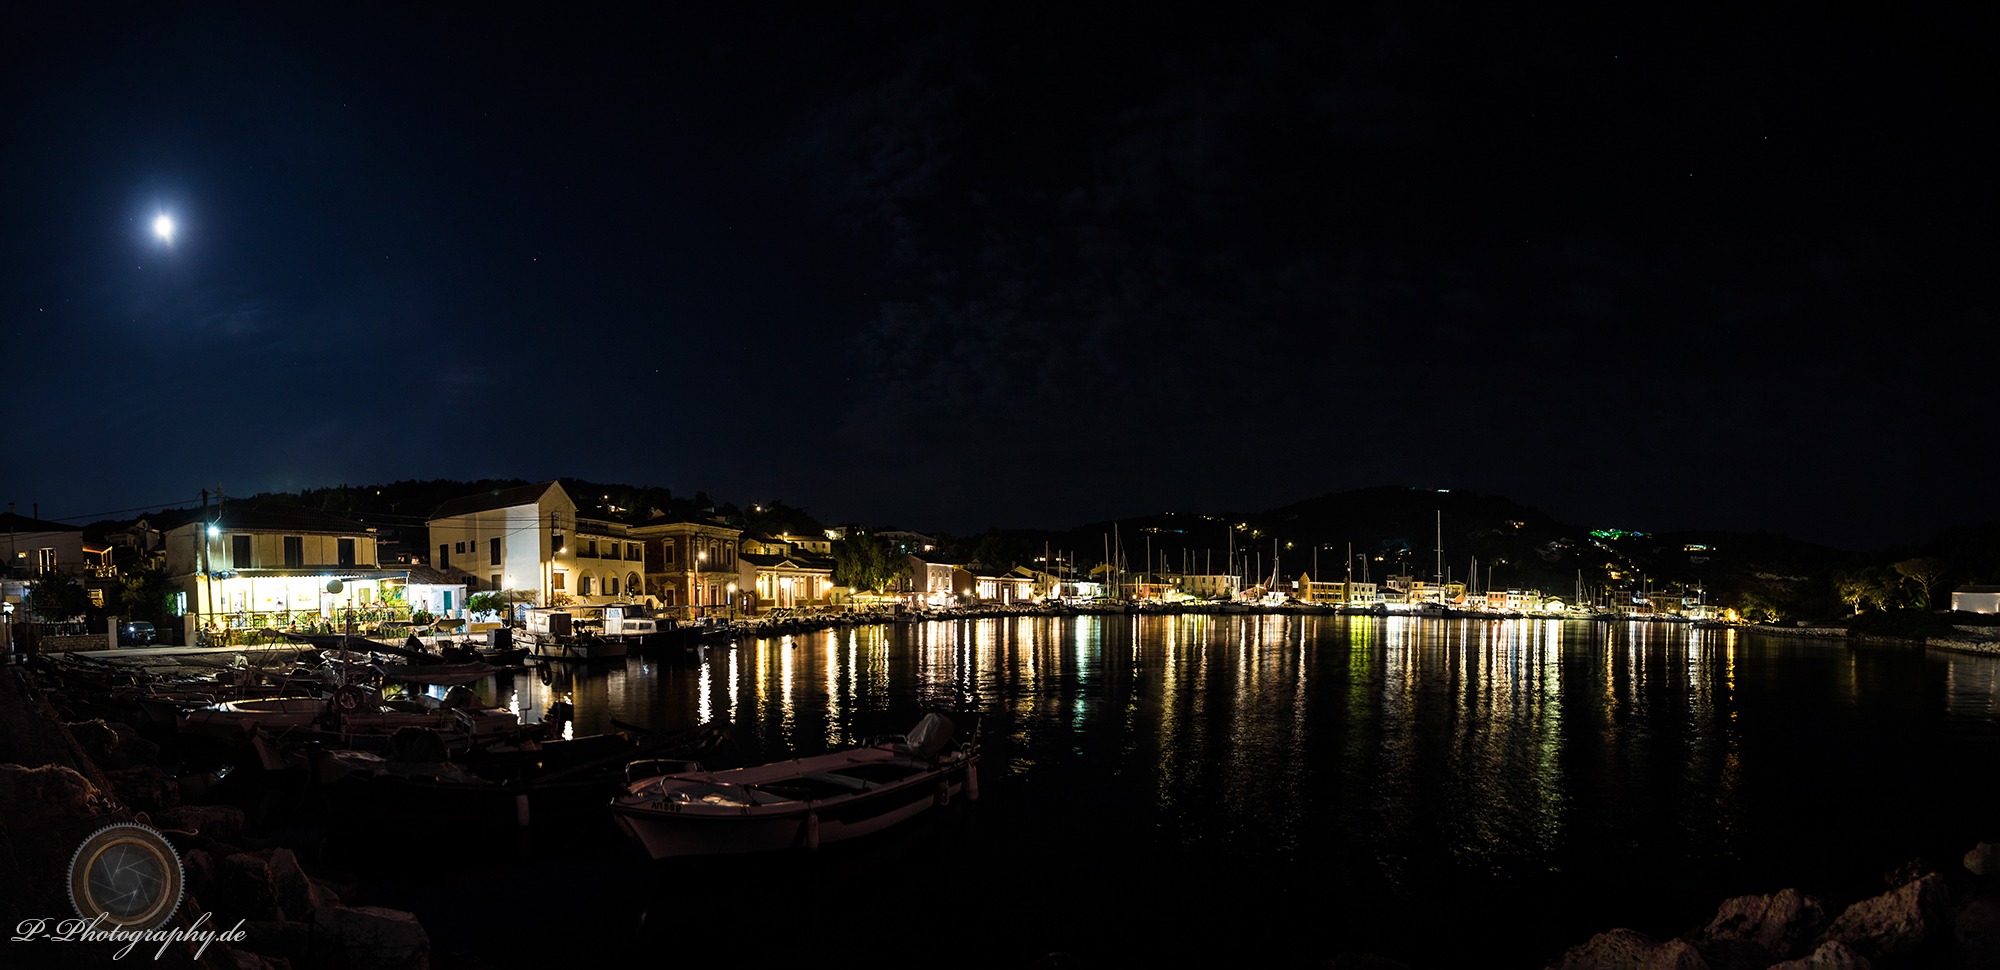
(429, 481, 564, 520)
(740, 552, 834, 571)
(0, 512, 83, 533)
(1956, 586, 2000, 594)
(402, 564, 463, 586)
(158, 502, 371, 534)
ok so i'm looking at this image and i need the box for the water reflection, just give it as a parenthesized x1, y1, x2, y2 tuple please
(463, 617, 2000, 914)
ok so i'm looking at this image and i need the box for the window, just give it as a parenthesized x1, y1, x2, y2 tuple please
(455, 541, 466, 554)
(338, 538, 356, 567)
(627, 543, 640, 561)
(579, 575, 593, 596)
(553, 532, 565, 555)
(35, 548, 57, 572)
(439, 544, 450, 570)
(232, 535, 253, 568)
(608, 577, 619, 595)
(491, 574, 501, 592)
(490, 537, 502, 566)
(662, 543, 675, 564)
(552, 571, 565, 590)
(283, 536, 304, 568)
(442, 590, 453, 612)
(587, 539, 598, 558)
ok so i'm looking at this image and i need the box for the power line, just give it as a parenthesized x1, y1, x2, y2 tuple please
(27, 499, 201, 524)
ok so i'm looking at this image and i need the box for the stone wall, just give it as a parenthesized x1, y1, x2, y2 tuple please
(39, 634, 110, 652)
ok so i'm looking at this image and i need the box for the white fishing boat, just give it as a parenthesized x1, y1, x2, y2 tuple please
(610, 714, 978, 858)
(519, 607, 632, 660)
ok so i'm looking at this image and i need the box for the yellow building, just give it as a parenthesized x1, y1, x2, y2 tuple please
(163, 503, 403, 640)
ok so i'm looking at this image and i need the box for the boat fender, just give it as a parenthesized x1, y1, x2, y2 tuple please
(331, 685, 367, 714)
(935, 780, 950, 808)
(537, 664, 552, 686)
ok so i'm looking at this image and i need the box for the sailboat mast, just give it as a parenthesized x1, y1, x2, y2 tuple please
(1434, 510, 1443, 588)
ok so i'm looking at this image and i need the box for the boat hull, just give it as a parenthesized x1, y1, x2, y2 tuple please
(612, 750, 977, 859)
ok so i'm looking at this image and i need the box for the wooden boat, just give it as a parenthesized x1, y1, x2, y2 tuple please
(611, 714, 978, 859)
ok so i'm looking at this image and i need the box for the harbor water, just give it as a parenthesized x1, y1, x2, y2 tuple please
(360, 616, 2000, 967)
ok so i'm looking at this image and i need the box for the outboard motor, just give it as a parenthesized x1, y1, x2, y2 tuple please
(900, 714, 956, 761)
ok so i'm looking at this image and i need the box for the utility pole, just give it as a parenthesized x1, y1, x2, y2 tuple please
(199, 489, 214, 624)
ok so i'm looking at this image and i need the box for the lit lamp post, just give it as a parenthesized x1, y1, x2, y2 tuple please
(696, 549, 707, 615)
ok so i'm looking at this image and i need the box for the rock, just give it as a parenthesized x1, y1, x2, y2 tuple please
(1698, 887, 1828, 961)
(1951, 896, 2000, 968)
(184, 848, 216, 898)
(164, 829, 247, 861)
(1765, 939, 1872, 970)
(249, 848, 335, 919)
(66, 719, 122, 764)
(156, 804, 248, 843)
(311, 905, 430, 970)
(104, 763, 179, 814)
(0, 763, 119, 825)
(1817, 871, 1950, 960)
(1884, 857, 1941, 890)
(102, 722, 160, 768)
(215, 852, 285, 921)
(1547, 928, 1711, 970)
(1964, 843, 2000, 877)
(237, 919, 312, 960)
(308, 876, 348, 908)
(227, 949, 291, 970)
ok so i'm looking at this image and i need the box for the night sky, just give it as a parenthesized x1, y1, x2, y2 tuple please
(4, 5, 1992, 549)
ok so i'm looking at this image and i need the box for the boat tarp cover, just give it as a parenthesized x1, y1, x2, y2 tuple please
(903, 714, 955, 761)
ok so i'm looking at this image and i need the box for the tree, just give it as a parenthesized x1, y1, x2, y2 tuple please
(831, 531, 900, 594)
(114, 566, 172, 623)
(27, 569, 94, 621)
(1892, 557, 1949, 610)
(970, 529, 1029, 571)
(1834, 571, 1871, 615)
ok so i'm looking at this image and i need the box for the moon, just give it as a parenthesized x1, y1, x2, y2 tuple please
(152, 214, 174, 242)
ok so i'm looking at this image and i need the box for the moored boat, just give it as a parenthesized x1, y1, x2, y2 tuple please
(611, 714, 978, 859)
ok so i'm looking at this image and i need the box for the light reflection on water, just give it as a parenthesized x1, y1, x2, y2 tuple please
(451, 615, 2000, 967)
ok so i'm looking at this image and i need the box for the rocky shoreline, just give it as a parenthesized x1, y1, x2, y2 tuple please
(1719, 622, 2000, 659)
(0, 664, 438, 970)
(1540, 848, 2000, 969)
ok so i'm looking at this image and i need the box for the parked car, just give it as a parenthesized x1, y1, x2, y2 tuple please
(122, 621, 157, 644)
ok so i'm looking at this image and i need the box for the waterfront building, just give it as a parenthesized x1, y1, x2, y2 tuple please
(1953, 586, 2000, 613)
(955, 566, 1035, 604)
(901, 553, 958, 607)
(742, 551, 835, 610)
(633, 518, 744, 611)
(1179, 572, 1241, 598)
(1, 508, 117, 612)
(162, 503, 402, 640)
(428, 481, 643, 609)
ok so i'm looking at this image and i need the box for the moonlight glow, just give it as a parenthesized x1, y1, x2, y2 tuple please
(152, 214, 174, 242)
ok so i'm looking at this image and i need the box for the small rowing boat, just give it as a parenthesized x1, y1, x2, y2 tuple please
(610, 714, 977, 858)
